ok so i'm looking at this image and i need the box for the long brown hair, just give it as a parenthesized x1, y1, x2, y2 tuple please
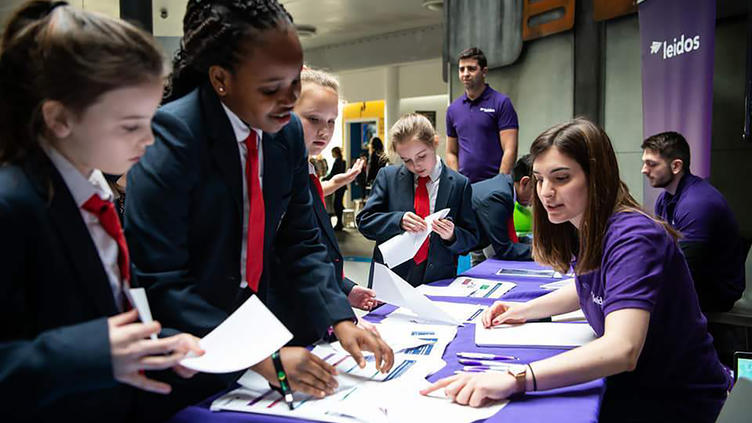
(530, 118, 678, 274)
(0, 0, 165, 165)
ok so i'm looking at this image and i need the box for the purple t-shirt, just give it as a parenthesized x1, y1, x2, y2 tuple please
(446, 85, 518, 183)
(575, 212, 729, 421)
(655, 173, 745, 311)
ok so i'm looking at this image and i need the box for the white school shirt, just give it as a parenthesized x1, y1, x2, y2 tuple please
(43, 145, 125, 310)
(220, 103, 264, 288)
(413, 156, 443, 214)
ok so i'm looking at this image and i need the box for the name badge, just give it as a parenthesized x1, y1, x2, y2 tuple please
(479, 107, 496, 113)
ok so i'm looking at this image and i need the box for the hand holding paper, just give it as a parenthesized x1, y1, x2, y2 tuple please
(180, 295, 293, 373)
(380, 208, 450, 268)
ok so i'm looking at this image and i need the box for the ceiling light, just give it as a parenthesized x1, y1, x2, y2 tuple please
(422, 0, 443, 12)
(295, 24, 317, 38)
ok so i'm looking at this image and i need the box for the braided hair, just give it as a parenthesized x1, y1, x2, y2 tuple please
(166, 0, 293, 102)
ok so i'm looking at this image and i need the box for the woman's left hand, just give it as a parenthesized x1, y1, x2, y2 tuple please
(420, 372, 521, 407)
(431, 218, 455, 241)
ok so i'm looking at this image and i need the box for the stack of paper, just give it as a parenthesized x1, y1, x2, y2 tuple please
(475, 322, 596, 348)
(540, 278, 575, 291)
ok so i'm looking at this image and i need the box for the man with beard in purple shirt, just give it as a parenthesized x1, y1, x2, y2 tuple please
(446, 47, 519, 183)
(641, 131, 746, 313)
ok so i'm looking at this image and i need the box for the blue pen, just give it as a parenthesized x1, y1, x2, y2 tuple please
(457, 352, 518, 361)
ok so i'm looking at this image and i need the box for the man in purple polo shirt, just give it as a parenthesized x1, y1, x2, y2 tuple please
(641, 131, 746, 313)
(446, 47, 519, 183)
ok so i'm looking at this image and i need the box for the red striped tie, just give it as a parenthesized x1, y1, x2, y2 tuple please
(245, 132, 265, 292)
(413, 176, 430, 264)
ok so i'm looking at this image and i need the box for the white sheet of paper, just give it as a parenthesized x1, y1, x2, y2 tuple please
(450, 276, 516, 299)
(126, 288, 157, 340)
(378, 208, 450, 268)
(496, 267, 562, 278)
(371, 263, 462, 325)
(475, 322, 597, 348)
(540, 278, 575, 291)
(180, 295, 292, 373)
(716, 377, 752, 423)
(370, 375, 508, 423)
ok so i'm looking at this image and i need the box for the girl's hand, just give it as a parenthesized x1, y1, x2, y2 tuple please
(432, 218, 455, 241)
(401, 212, 427, 232)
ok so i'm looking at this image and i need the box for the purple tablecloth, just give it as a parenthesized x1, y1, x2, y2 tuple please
(168, 259, 603, 423)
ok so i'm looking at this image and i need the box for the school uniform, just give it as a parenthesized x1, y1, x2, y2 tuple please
(357, 158, 479, 286)
(124, 84, 355, 415)
(576, 212, 731, 422)
(0, 150, 138, 422)
(471, 174, 532, 261)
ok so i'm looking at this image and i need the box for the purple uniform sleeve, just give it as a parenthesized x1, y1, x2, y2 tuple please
(446, 106, 457, 138)
(496, 97, 519, 131)
(601, 219, 666, 316)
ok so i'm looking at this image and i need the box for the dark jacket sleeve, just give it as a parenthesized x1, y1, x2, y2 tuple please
(343, 277, 357, 295)
(0, 200, 115, 410)
(125, 110, 228, 337)
(273, 122, 356, 335)
(357, 168, 405, 242)
(442, 177, 479, 255)
(473, 185, 532, 261)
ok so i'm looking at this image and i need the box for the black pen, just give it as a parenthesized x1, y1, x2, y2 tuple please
(271, 350, 294, 410)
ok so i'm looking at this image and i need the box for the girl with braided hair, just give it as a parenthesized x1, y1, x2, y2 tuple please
(125, 0, 394, 414)
(0, 1, 204, 421)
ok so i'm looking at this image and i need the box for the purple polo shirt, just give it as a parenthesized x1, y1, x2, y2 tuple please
(446, 85, 518, 183)
(655, 173, 746, 311)
(575, 212, 730, 421)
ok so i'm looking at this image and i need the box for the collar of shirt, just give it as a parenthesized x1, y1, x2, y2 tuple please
(42, 144, 113, 206)
(415, 156, 443, 183)
(220, 101, 263, 146)
(308, 161, 316, 176)
(462, 84, 492, 104)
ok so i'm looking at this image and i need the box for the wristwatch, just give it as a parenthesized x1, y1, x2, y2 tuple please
(506, 364, 527, 393)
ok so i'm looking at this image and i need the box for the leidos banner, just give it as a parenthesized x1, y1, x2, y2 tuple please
(639, 0, 715, 207)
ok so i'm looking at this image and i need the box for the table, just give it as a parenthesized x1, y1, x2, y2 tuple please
(169, 259, 604, 423)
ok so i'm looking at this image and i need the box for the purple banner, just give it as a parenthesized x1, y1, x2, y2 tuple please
(638, 0, 716, 207)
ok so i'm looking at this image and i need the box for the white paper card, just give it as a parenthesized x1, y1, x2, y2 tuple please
(540, 278, 575, 291)
(475, 322, 597, 348)
(126, 288, 157, 340)
(378, 208, 450, 268)
(371, 263, 462, 325)
(551, 309, 587, 322)
(180, 295, 292, 373)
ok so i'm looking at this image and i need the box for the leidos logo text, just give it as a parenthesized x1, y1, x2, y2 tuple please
(650, 34, 701, 59)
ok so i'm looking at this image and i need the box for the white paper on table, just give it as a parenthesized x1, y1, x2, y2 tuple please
(496, 267, 563, 278)
(378, 208, 450, 268)
(475, 321, 597, 348)
(368, 374, 508, 423)
(416, 284, 474, 297)
(540, 278, 575, 290)
(450, 276, 516, 299)
(126, 288, 157, 340)
(717, 377, 752, 423)
(551, 308, 587, 322)
(353, 319, 458, 361)
(394, 301, 488, 324)
(180, 295, 292, 373)
(371, 263, 462, 325)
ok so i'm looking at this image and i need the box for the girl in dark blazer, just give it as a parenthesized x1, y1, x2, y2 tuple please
(291, 68, 378, 320)
(357, 113, 479, 287)
(124, 1, 392, 410)
(0, 2, 201, 422)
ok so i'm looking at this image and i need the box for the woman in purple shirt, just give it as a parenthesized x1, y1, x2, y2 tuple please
(422, 119, 731, 422)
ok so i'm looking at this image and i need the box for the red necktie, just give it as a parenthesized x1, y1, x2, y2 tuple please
(413, 176, 430, 264)
(81, 194, 131, 307)
(245, 132, 265, 292)
(507, 215, 519, 243)
(309, 173, 325, 206)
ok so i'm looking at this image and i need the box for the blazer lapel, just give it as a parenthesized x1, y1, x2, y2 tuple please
(434, 162, 453, 212)
(397, 165, 415, 211)
(31, 161, 119, 316)
(310, 183, 340, 253)
(200, 85, 243, 217)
